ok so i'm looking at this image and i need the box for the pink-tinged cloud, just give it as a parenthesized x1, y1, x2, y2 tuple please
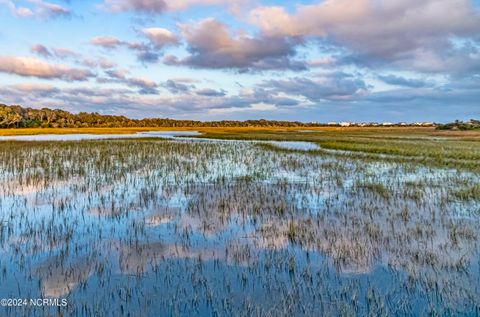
(141, 28, 178, 48)
(28, 0, 70, 18)
(90, 36, 125, 49)
(127, 76, 157, 90)
(260, 72, 369, 102)
(3, 83, 58, 93)
(166, 18, 305, 71)
(165, 0, 247, 12)
(31, 44, 81, 60)
(1, 0, 70, 19)
(90, 29, 177, 64)
(31, 44, 53, 58)
(101, 0, 167, 14)
(100, 0, 246, 15)
(82, 57, 116, 69)
(249, 0, 480, 59)
(51, 48, 81, 59)
(0, 56, 94, 81)
(103, 69, 159, 94)
(0, 0, 34, 17)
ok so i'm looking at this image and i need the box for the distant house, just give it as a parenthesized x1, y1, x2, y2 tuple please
(340, 122, 351, 127)
(414, 122, 434, 126)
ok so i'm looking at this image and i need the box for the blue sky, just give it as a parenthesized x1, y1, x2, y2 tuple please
(0, 0, 479, 122)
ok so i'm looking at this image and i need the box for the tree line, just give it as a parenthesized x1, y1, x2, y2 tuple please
(0, 104, 316, 128)
(2, 104, 476, 129)
(436, 119, 480, 130)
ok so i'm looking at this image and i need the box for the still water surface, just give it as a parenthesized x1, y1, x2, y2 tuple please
(0, 134, 478, 316)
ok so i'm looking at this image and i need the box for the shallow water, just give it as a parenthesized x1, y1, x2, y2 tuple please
(295, 129, 324, 133)
(0, 138, 478, 316)
(268, 141, 320, 151)
(0, 131, 322, 152)
(0, 130, 201, 141)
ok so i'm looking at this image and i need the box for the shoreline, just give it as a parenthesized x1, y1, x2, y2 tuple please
(0, 126, 448, 137)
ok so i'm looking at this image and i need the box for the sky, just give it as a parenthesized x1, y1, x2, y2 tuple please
(0, 0, 479, 122)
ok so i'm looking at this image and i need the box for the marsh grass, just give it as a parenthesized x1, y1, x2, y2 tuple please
(0, 132, 478, 316)
(450, 184, 480, 201)
(194, 128, 480, 171)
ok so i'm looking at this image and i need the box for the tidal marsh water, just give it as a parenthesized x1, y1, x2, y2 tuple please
(0, 130, 202, 141)
(0, 134, 479, 316)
